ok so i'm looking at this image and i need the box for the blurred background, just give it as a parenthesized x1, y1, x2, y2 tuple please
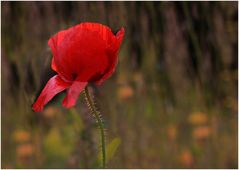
(1, 1, 238, 169)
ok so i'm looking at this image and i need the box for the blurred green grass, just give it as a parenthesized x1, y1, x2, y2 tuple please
(1, 1, 238, 168)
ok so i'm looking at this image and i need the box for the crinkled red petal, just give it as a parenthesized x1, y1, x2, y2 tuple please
(95, 27, 125, 85)
(48, 29, 69, 59)
(48, 27, 76, 79)
(62, 81, 88, 108)
(57, 28, 108, 82)
(32, 75, 71, 112)
(51, 58, 58, 73)
(76, 22, 114, 44)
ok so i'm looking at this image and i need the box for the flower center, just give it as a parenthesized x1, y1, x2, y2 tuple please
(72, 73, 77, 80)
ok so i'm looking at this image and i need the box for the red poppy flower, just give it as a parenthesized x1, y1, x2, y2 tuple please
(32, 22, 125, 112)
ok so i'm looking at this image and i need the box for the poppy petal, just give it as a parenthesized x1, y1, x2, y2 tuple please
(48, 31, 75, 81)
(114, 27, 125, 51)
(77, 22, 114, 44)
(62, 81, 88, 108)
(48, 28, 75, 77)
(48, 30, 69, 57)
(32, 75, 71, 112)
(95, 27, 125, 85)
(51, 58, 58, 72)
(57, 28, 109, 82)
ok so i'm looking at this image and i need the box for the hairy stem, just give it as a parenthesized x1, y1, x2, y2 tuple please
(84, 86, 106, 168)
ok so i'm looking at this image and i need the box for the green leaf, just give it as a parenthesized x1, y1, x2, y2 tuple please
(97, 137, 121, 165)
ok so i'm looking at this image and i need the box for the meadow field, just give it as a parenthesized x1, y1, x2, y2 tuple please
(1, 1, 238, 168)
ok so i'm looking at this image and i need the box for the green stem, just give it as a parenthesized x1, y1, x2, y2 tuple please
(84, 86, 106, 168)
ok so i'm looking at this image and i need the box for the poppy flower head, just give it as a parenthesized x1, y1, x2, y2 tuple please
(32, 22, 125, 112)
